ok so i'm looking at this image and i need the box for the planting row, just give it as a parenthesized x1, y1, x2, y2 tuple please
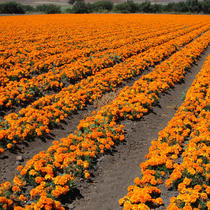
(0, 22, 198, 110)
(0, 15, 186, 86)
(119, 55, 210, 209)
(0, 26, 209, 209)
(0, 26, 209, 153)
(167, 58, 210, 210)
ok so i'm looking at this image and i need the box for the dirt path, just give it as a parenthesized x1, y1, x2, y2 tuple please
(66, 47, 210, 210)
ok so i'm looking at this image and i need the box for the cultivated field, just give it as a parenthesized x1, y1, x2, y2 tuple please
(0, 14, 209, 210)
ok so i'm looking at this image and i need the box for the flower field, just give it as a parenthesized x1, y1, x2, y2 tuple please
(119, 54, 210, 210)
(0, 14, 209, 210)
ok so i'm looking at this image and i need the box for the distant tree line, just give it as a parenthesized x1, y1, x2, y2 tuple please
(0, 0, 209, 14)
(0, 2, 61, 14)
(69, 0, 210, 14)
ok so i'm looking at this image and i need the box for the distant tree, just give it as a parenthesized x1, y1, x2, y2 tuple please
(22, 5, 34, 12)
(201, 0, 210, 13)
(114, 0, 138, 13)
(151, 4, 163, 13)
(139, 1, 152, 13)
(0, 2, 25, 14)
(36, 4, 61, 14)
(90, 1, 113, 12)
(68, 0, 76, 5)
(127, 0, 139, 13)
(162, 1, 189, 13)
(72, 0, 89, 13)
(186, 0, 201, 13)
(174, 2, 188, 12)
(113, 2, 131, 13)
(163, 2, 176, 12)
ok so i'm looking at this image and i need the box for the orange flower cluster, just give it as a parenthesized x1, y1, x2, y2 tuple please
(119, 185, 163, 209)
(0, 24, 209, 153)
(0, 22, 206, 110)
(167, 56, 210, 210)
(2, 15, 208, 87)
(0, 18, 209, 209)
(119, 55, 210, 209)
(1, 14, 154, 86)
(0, 117, 125, 209)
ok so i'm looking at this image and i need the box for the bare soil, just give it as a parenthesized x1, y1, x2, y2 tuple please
(0, 47, 209, 209)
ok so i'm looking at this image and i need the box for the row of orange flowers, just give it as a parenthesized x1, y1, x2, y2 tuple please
(0, 15, 186, 86)
(0, 23, 159, 85)
(119, 55, 210, 209)
(0, 26, 209, 209)
(167, 57, 210, 210)
(1, 15, 139, 84)
(1, 26, 209, 153)
(0, 22, 196, 110)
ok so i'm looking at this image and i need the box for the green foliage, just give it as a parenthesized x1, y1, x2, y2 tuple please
(65, 7, 73, 13)
(0, 1, 25, 14)
(181, 90, 187, 101)
(36, 4, 61, 14)
(151, 4, 163, 13)
(113, 1, 163, 14)
(113, 0, 139, 13)
(163, 2, 189, 12)
(175, 2, 189, 12)
(68, 0, 76, 5)
(0, 0, 208, 15)
(22, 4, 35, 12)
(71, 0, 89, 13)
(201, 0, 210, 13)
(89, 1, 113, 12)
(138, 1, 153, 13)
(113, 2, 130, 13)
(186, 0, 201, 13)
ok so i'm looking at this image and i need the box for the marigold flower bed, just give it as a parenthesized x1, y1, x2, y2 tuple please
(0, 23, 204, 110)
(0, 18, 209, 209)
(0, 15, 187, 87)
(119, 55, 210, 209)
(0, 25, 209, 153)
